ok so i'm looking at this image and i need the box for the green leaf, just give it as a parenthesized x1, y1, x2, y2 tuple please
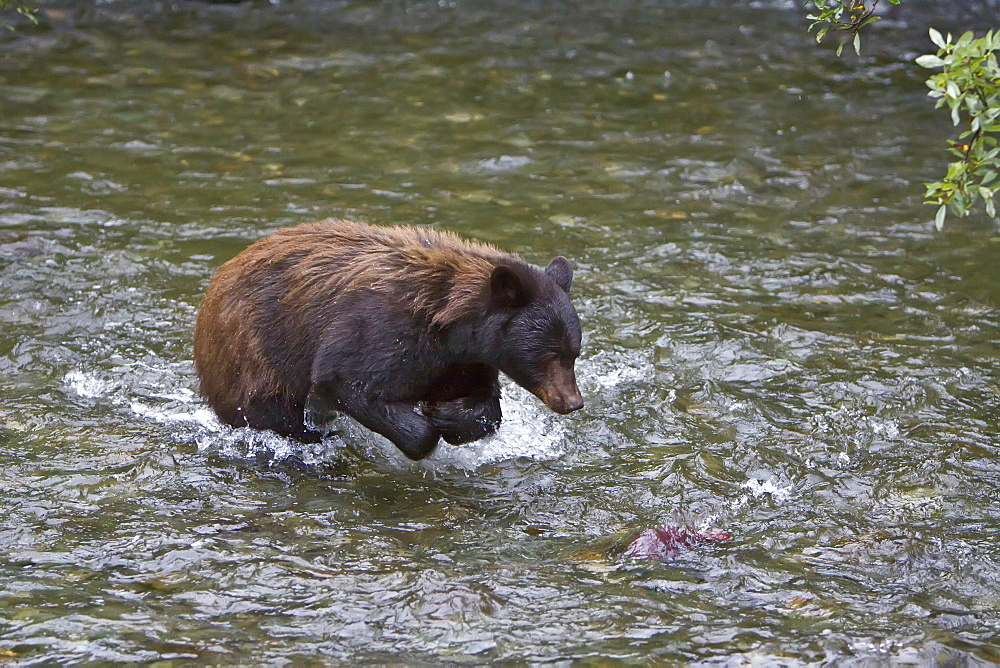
(929, 27, 946, 49)
(935, 204, 947, 229)
(853, 32, 861, 56)
(916, 55, 945, 68)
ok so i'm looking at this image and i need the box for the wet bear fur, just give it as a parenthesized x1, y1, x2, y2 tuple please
(193, 219, 583, 460)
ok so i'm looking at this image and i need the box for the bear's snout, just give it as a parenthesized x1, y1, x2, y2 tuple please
(546, 390, 584, 415)
(535, 360, 583, 414)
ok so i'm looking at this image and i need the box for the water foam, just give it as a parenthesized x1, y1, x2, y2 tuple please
(65, 370, 115, 399)
(418, 385, 567, 470)
(699, 476, 797, 529)
(739, 477, 794, 503)
(65, 367, 568, 471)
(312, 383, 567, 471)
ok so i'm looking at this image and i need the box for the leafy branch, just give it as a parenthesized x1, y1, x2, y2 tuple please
(807, 0, 900, 56)
(0, 0, 37, 29)
(807, 1, 1000, 227)
(917, 29, 1000, 229)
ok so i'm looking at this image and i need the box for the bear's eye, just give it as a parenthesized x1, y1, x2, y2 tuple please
(556, 339, 579, 362)
(546, 349, 577, 366)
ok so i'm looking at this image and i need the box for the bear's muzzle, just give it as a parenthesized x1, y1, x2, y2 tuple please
(535, 359, 584, 415)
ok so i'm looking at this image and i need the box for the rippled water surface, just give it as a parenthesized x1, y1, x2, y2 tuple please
(2, 1, 1000, 663)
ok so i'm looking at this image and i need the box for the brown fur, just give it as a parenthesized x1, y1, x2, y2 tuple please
(193, 218, 583, 456)
(281, 220, 510, 328)
(195, 220, 516, 435)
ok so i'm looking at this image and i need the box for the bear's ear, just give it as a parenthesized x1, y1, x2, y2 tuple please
(490, 265, 532, 308)
(545, 256, 573, 294)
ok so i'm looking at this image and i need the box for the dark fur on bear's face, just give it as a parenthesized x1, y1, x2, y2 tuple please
(193, 220, 583, 461)
(470, 260, 583, 415)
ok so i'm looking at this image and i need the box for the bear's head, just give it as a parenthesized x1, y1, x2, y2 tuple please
(485, 257, 583, 415)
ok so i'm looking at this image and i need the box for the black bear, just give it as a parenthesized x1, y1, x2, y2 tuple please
(193, 219, 583, 460)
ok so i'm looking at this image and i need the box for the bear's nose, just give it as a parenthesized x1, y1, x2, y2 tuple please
(535, 358, 583, 415)
(545, 389, 583, 414)
(557, 392, 584, 414)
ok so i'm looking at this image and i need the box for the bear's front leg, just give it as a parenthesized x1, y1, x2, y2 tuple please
(352, 399, 444, 460)
(373, 402, 443, 460)
(309, 384, 442, 460)
(421, 394, 502, 445)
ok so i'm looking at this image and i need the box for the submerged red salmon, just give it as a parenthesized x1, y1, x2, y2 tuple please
(625, 524, 731, 560)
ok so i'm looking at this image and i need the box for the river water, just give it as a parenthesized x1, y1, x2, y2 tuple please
(2, 0, 999, 663)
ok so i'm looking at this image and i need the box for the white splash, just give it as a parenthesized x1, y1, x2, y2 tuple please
(64, 370, 114, 399)
(740, 478, 794, 503)
(65, 353, 571, 471)
(130, 400, 217, 427)
(332, 383, 568, 471)
(109, 365, 568, 471)
(702, 476, 796, 528)
(428, 386, 567, 470)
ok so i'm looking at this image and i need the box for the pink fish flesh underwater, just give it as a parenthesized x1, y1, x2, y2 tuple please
(625, 524, 731, 560)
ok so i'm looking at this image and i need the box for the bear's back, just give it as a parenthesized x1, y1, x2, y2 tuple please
(264, 220, 515, 328)
(195, 219, 509, 431)
(195, 220, 523, 397)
